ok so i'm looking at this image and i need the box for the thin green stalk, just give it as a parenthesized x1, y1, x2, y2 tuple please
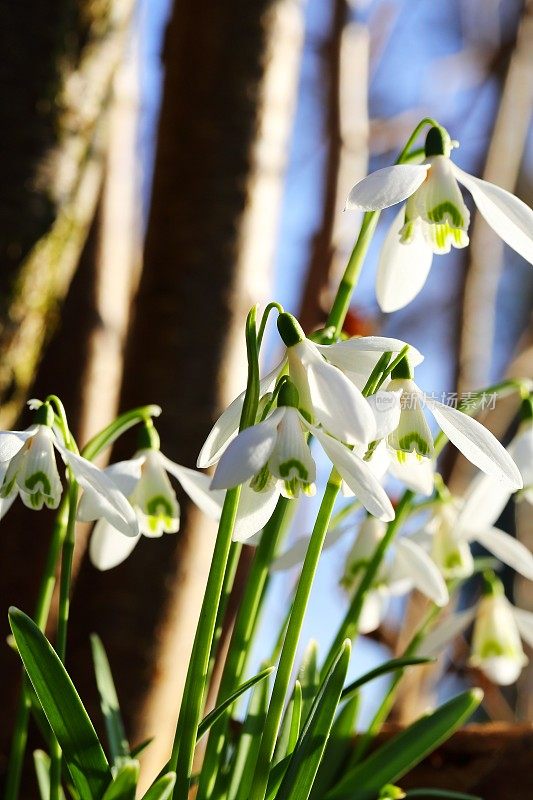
(395, 117, 437, 164)
(320, 491, 413, 679)
(249, 472, 342, 800)
(4, 498, 69, 800)
(325, 212, 380, 338)
(207, 541, 242, 686)
(196, 498, 291, 800)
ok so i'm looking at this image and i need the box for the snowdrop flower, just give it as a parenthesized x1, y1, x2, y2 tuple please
(421, 573, 533, 686)
(347, 125, 533, 311)
(78, 422, 227, 570)
(198, 316, 418, 471)
(382, 357, 523, 491)
(0, 403, 137, 536)
(418, 495, 533, 581)
(211, 381, 395, 524)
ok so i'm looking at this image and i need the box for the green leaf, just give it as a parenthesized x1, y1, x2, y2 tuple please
(341, 658, 434, 699)
(309, 694, 360, 800)
(101, 760, 139, 800)
(275, 640, 351, 800)
(274, 680, 302, 765)
(129, 738, 154, 758)
(141, 773, 176, 800)
(9, 607, 112, 800)
(298, 641, 319, 720)
(227, 671, 270, 800)
(326, 689, 483, 800)
(90, 634, 130, 762)
(406, 791, 483, 799)
(33, 750, 66, 800)
(197, 666, 273, 741)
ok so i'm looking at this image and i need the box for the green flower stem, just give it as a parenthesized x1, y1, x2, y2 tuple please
(169, 486, 242, 798)
(320, 491, 414, 680)
(395, 118, 438, 164)
(207, 540, 242, 683)
(81, 404, 162, 460)
(197, 497, 292, 800)
(325, 212, 380, 339)
(4, 496, 69, 800)
(249, 472, 342, 800)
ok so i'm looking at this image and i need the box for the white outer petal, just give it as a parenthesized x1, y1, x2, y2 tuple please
(304, 348, 376, 444)
(210, 410, 283, 491)
(77, 457, 145, 522)
(418, 607, 477, 658)
(388, 453, 435, 496)
(512, 607, 533, 649)
(426, 398, 523, 490)
(232, 482, 280, 543)
(453, 164, 533, 264)
(197, 362, 283, 468)
(314, 429, 395, 521)
(376, 207, 434, 312)
(56, 444, 139, 537)
(0, 430, 34, 462)
(471, 527, 533, 580)
(316, 337, 424, 373)
(160, 456, 224, 520)
(458, 470, 511, 533)
(346, 164, 429, 211)
(89, 519, 141, 571)
(394, 537, 449, 606)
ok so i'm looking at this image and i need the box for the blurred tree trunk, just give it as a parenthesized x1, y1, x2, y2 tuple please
(64, 0, 301, 789)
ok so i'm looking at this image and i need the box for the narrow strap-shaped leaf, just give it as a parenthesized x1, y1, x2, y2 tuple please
(9, 608, 112, 800)
(274, 680, 302, 765)
(406, 791, 483, 799)
(326, 689, 483, 800)
(197, 666, 273, 741)
(141, 773, 176, 800)
(228, 671, 270, 800)
(309, 694, 360, 800)
(287, 681, 302, 754)
(341, 657, 434, 699)
(275, 640, 351, 800)
(33, 750, 66, 800)
(129, 737, 154, 758)
(101, 760, 139, 800)
(90, 634, 130, 762)
(298, 641, 320, 721)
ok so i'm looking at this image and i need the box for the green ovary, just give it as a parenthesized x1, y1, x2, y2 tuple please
(397, 433, 430, 456)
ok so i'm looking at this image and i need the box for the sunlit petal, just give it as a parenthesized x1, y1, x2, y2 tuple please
(346, 164, 429, 211)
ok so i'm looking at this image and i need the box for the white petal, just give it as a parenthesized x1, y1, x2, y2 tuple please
(232, 482, 280, 542)
(388, 453, 435, 496)
(509, 425, 533, 487)
(0, 491, 17, 521)
(77, 457, 145, 522)
(0, 430, 33, 462)
(418, 607, 476, 658)
(426, 399, 523, 490)
(367, 390, 402, 439)
(89, 519, 141, 571)
(305, 354, 376, 444)
(346, 164, 429, 211)
(271, 525, 349, 572)
(313, 429, 395, 521)
(394, 537, 449, 606)
(376, 208, 434, 312)
(316, 336, 424, 373)
(210, 411, 282, 491)
(453, 165, 533, 264)
(56, 444, 139, 537)
(359, 589, 389, 634)
(472, 527, 533, 580)
(197, 362, 283, 468)
(458, 470, 511, 533)
(160, 456, 224, 520)
(512, 607, 533, 649)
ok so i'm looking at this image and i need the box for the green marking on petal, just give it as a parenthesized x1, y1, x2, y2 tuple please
(250, 464, 272, 492)
(397, 432, 431, 457)
(146, 494, 174, 518)
(479, 640, 512, 659)
(25, 471, 52, 495)
(0, 478, 16, 498)
(427, 201, 464, 228)
(278, 459, 308, 481)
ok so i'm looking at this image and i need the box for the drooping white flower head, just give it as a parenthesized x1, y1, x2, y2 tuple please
(211, 381, 395, 530)
(347, 125, 533, 312)
(469, 576, 532, 686)
(0, 403, 138, 537)
(381, 357, 523, 492)
(80, 423, 224, 569)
